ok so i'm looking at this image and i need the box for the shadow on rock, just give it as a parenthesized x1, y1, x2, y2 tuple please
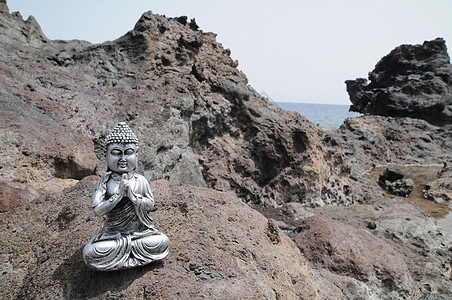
(52, 247, 164, 299)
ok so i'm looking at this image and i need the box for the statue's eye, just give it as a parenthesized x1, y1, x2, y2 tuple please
(111, 150, 122, 156)
(125, 149, 135, 155)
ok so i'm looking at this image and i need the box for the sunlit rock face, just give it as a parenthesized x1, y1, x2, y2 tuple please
(346, 38, 452, 126)
(0, 3, 353, 208)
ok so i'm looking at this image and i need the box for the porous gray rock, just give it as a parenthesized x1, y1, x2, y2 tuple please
(385, 178, 415, 197)
(345, 38, 452, 126)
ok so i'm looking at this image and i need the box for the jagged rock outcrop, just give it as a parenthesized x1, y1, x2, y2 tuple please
(345, 38, 452, 126)
(323, 37, 452, 297)
(0, 1, 351, 208)
(0, 0, 48, 46)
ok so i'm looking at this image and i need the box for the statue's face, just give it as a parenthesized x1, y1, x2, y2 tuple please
(106, 143, 138, 173)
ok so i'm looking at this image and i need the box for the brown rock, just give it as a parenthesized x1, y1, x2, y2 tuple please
(0, 180, 347, 299)
(0, 180, 40, 213)
(0, 112, 98, 185)
(290, 215, 419, 299)
(367, 219, 377, 229)
(1, 3, 449, 298)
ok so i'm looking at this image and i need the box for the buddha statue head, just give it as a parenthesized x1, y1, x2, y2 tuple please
(105, 122, 139, 173)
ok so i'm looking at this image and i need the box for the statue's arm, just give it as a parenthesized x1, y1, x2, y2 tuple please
(91, 178, 123, 216)
(130, 176, 154, 210)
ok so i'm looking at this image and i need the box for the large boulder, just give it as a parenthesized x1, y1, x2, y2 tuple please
(378, 166, 414, 197)
(345, 38, 452, 126)
(0, 179, 353, 299)
(0, 2, 352, 208)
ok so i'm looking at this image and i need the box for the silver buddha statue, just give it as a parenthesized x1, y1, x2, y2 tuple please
(83, 122, 169, 271)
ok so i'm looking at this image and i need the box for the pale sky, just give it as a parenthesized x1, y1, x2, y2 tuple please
(7, 0, 452, 105)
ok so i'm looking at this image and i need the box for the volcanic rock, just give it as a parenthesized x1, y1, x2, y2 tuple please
(0, 180, 39, 213)
(290, 215, 418, 300)
(385, 178, 415, 197)
(379, 166, 414, 197)
(0, 112, 99, 185)
(379, 166, 405, 182)
(325, 116, 452, 171)
(1, 1, 451, 298)
(345, 38, 452, 126)
(424, 163, 452, 205)
(0, 1, 352, 208)
(0, 179, 351, 299)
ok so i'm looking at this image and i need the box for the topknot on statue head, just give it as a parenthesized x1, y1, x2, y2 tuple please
(105, 122, 139, 150)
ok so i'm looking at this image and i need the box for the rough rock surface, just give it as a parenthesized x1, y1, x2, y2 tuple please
(0, 179, 358, 300)
(322, 38, 452, 297)
(425, 163, 452, 206)
(345, 38, 452, 126)
(0, 1, 351, 208)
(324, 116, 452, 171)
(0, 180, 39, 213)
(0, 112, 99, 185)
(313, 196, 452, 296)
(290, 215, 419, 300)
(379, 167, 414, 197)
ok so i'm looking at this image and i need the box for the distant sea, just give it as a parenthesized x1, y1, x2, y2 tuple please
(275, 102, 362, 128)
